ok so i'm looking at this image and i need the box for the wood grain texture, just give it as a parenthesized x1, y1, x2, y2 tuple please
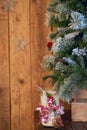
(31, 0, 51, 129)
(64, 121, 72, 130)
(0, 4, 10, 130)
(71, 122, 86, 130)
(72, 102, 87, 121)
(35, 123, 87, 130)
(72, 89, 87, 100)
(9, 0, 31, 130)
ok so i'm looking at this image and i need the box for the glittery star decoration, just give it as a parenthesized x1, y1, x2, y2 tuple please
(15, 34, 29, 51)
(3, 0, 17, 11)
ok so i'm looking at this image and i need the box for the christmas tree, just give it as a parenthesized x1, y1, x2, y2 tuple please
(41, 0, 87, 102)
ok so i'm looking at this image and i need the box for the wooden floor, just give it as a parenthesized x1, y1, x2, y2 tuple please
(34, 121, 87, 130)
(34, 111, 87, 130)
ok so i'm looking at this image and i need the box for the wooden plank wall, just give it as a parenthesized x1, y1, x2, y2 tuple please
(9, 0, 32, 130)
(0, 0, 49, 130)
(0, 0, 87, 130)
(31, 0, 50, 129)
(0, 3, 10, 130)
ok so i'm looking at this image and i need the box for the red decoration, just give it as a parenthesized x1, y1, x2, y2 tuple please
(37, 94, 64, 124)
(51, 27, 53, 32)
(47, 41, 53, 50)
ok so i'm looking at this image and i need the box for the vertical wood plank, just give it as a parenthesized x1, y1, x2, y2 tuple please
(9, 0, 31, 130)
(0, 4, 10, 130)
(31, 0, 50, 129)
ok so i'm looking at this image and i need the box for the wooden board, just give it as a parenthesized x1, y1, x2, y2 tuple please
(72, 102, 87, 121)
(71, 122, 86, 130)
(0, 4, 10, 130)
(31, 0, 50, 130)
(64, 121, 72, 130)
(72, 88, 87, 100)
(9, 0, 31, 130)
(35, 123, 87, 130)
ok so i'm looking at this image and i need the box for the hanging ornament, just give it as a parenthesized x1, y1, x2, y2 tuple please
(47, 41, 53, 50)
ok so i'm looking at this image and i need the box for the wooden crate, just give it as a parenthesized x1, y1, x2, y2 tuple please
(71, 102, 87, 122)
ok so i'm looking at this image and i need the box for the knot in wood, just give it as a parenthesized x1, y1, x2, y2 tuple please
(19, 79, 24, 85)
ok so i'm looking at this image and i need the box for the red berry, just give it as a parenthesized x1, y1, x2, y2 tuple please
(47, 41, 53, 48)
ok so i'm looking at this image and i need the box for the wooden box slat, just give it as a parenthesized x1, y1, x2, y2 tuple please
(72, 102, 87, 122)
